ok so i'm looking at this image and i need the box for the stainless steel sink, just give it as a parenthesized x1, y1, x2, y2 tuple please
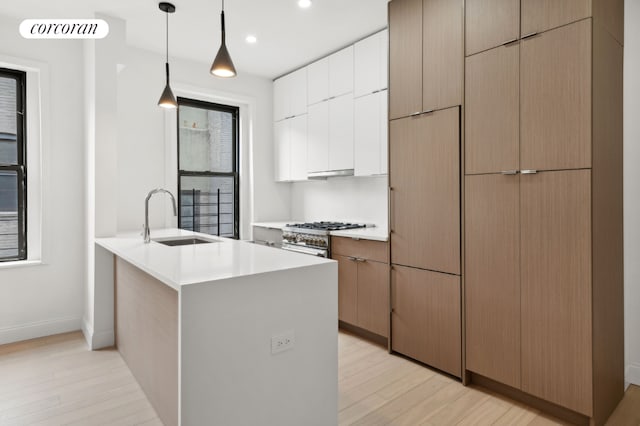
(153, 236, 219, 246)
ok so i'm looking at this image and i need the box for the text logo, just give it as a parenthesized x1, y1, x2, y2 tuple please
(20, 19, 109, 39)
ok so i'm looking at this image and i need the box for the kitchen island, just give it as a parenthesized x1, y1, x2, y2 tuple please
(95, 229, 338, 426)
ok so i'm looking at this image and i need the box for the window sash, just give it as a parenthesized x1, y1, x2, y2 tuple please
(0, 68, 26, 262)
(177, 97, 240, 239)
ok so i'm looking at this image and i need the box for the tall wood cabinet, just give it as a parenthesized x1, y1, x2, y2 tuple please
(388, 0, 463, 378)
(464, 2, 624, 424)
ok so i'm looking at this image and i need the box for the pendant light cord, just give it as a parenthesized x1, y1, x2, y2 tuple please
(165, 9, 170, 83)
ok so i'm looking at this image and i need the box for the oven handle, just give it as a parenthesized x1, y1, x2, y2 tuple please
(282, 244, 328, 257)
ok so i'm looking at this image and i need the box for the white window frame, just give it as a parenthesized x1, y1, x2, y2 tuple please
(0, 54, 49, 268)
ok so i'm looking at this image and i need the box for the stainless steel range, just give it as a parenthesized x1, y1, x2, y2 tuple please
(282, 222, 369, 257)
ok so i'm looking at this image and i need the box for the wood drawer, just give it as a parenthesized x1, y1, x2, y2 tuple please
(331, 236, 388, 263)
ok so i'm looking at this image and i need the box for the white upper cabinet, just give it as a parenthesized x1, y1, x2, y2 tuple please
(307, 57, 330, 105)
(273, 67, 307, 121)
(329, 46, 354, 98)
(354, 30, 389, 98)
(289, 68, 307, 117)
(307, 102, 330, 173)
(355, 90, 388, 176)
(274, 115, 308, 182)
(308, 46, 355, 105)
(328, 94, 355, 171)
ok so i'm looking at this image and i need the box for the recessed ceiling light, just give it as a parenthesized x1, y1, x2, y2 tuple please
(246, 35, 257, 44)
(298, 0, 312, 9)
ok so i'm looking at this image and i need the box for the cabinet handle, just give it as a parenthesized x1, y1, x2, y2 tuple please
(502, 38, 519, 46)
(501, 170, 519, 175)
(347, 256, 357, 261)
(356, 257, 366, 262)
(410, 111, 422, 117)
(328, 96, 336, 100)
(372, 89, 380, 94)
(390, 266, 395, 313)
(521, 169, 538, 175)
(422, 109, 435, 115)
(521, 31, 539, 40)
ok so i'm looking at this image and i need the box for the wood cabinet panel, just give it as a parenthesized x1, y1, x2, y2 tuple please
(593, 0, 624, 46)
(465, 174, 521, 389)
(521, 170, 592, 415)
(389, 0, 422, 119)
(335, 254, 358, 325)
(116, 257, 178, 426)
(390, 108, 460, 274)
(422, 0, 463, 111)
(357, 260, 389, 338)
(391, 265, 461, 377)
(465, 44, 519, 174)
(332, 236, 388, 263)
(520, 20, 591, 171)
(521, 0, 591, 36)
(465, 0, 520, 56)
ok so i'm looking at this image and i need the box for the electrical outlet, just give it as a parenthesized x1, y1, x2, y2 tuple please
(271, 330, 295, 354)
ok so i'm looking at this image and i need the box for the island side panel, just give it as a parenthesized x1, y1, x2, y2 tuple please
(115, 257, 179, 426)
(180, 262, 338, 426)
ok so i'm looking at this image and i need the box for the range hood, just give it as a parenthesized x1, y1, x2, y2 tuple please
(307, 169, 354, 180)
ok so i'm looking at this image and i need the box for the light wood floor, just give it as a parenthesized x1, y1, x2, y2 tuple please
(0, 331, 638, 425)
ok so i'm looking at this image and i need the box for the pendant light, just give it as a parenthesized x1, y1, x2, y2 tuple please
(158, 2, 177, 108)
(210, 0, 237, 78)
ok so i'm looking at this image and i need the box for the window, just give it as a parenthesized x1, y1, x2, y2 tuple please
(177, 98, 239, 239)
(0, 68, 26, 261)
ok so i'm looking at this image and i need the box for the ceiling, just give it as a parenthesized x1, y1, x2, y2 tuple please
(0, 0, 389, 79)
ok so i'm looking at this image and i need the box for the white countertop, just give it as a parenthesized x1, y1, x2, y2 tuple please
(96, 228, 334, 290)
(251, 221, 292, 230)
(329, 227, 389, 242)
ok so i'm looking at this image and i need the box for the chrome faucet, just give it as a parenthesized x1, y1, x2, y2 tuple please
(143, 188, 177, 243)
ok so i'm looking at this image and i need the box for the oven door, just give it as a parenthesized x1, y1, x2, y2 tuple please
(281, 242, 328, 258)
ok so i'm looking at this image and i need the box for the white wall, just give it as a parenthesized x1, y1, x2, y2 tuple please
(0, 14, 85, 344)
(291, 176, 388, 226)
(624, 0, 640, 386)
(115, 45, 291, 237)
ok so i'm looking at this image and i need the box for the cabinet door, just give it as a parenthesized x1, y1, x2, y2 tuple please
(391, 265, 461, 377)
(521, 0, 590, 36)
(521, 169, 592, 415)
(465, 174, 521, 389)
(465, 0, 519, 56)
(354, 93, 381, 176)
(520, 20, 591, 171)
(334, 255, 358, 325)
(380, 29, 388, 91)
(328, 94, 354, 171)
(329, 46, 354, 98)
(307, 101, 329, 173)
(354, 32, 381, 98)
(273, 78, 286, 122)
(289, 115, 308, 181)
(307, 57, 329, 105)
(289, 68, 308, 117)
(389, 0, 422, 119)
(465, 44, 519, 175)
(390, 108, 460, 274)
(423, 0, 463, 111)
(379, 90, 388, 174)
(274, 120, 290, 181)
(357, 260, 389, 338)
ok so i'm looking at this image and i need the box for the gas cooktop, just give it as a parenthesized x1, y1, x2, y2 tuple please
(285, 221, 368, 232)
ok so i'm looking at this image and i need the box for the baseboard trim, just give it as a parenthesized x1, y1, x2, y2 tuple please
(81, 318, 114, 350)
(0, 317, 81, 346)
(626, 363, 640, 387)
